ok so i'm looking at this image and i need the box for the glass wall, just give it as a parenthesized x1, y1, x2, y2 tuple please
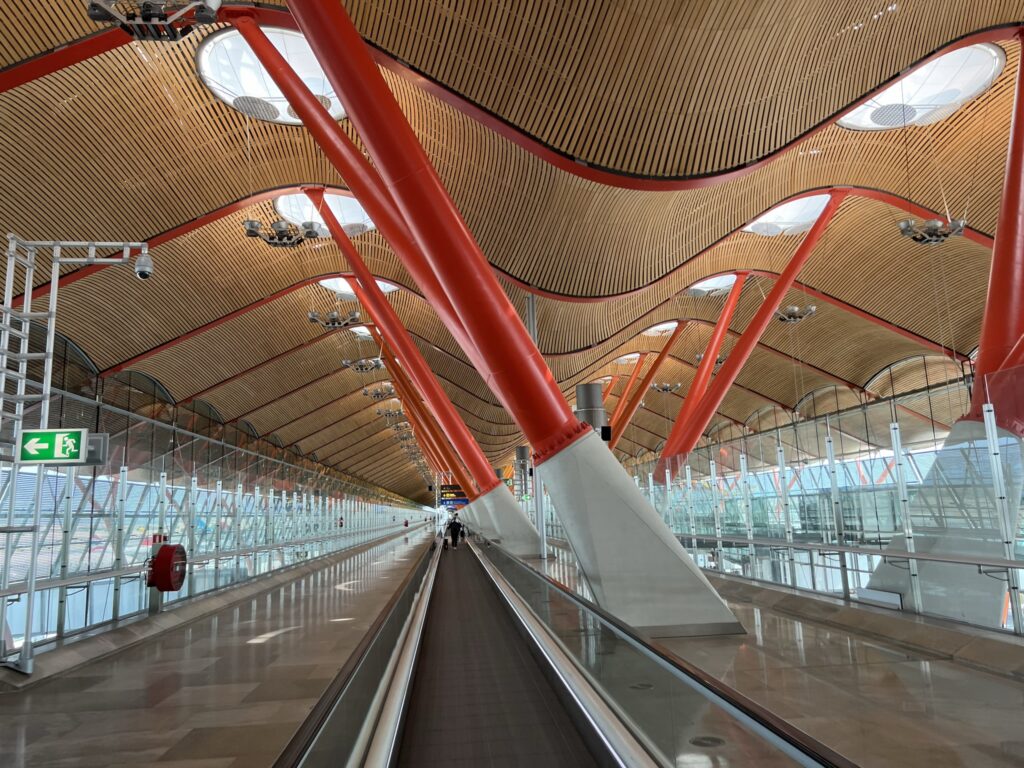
(0, 328, 418, 660)
(619, 378, 1024, 636)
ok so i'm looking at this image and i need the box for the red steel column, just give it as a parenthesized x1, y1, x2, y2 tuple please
(610, 324, 685, 449)
(602, 375, 620, 404)
(664, 191, 847, 460)
(971, 28, 1024, 414)
(307, 187, 498, 495)
(608, 353, 649, 429)
(661, 273, 748, 460)
(372, 326, 478, 500)
(287, 1, 586, 461)
(228, 16, 482, 370)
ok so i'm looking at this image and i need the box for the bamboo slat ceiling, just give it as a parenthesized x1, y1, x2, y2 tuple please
(0, 1, 1014, 501)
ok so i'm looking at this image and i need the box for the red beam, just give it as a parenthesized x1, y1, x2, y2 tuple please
(971, 28, 1024, 423)
(664, 191, 848, 461)
(661, 274, 748, 459)
(287, 0, 585, 463)
(608, 353, 648, 428)
(309, 185, 497, 494)
(610, 323, 685, 449)
(602, 374, 620, 404)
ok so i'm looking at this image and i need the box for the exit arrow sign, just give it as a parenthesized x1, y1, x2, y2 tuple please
(18, 428, 89, 464)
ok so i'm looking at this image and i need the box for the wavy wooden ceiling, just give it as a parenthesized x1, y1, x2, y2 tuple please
(0, 1, 1014, 501)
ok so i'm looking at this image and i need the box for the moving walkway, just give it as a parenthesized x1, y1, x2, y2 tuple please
(272, 533, 857, 767)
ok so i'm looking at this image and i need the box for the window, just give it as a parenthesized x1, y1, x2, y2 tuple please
(743, 195, 831, 237)
(197, 27, 346, 126)
(838, 44, 1004, 131)
(275, 192, 375, 237)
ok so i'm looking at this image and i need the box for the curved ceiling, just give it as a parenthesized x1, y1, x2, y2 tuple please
(0, 0, 1014, 502)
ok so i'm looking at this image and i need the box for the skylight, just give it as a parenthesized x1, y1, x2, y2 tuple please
(643, 321, 678, 336)
(838, 44, 1004, 131)
(319, 277, 398, 300)
(687, 274, 738, 296)
(615, 353, 640, 364)
(350, 325, 373, 337)
(743, 195, 831, 237)
(197, 27, 346, 126)
(275, 193, 375, 237)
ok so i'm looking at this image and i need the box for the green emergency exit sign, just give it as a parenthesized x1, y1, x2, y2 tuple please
(17, 429, 89, 464)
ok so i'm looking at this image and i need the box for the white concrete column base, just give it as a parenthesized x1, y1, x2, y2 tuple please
(471, 483, 542, 557)
(541, 431, 743, 637)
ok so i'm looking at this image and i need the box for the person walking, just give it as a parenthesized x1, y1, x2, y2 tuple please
(445, 514, 464, 550)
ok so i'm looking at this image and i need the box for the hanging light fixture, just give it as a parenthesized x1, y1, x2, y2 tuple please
(243, 217, 320, 248)
(342, 357, 385, 373)
(897, 217, 966, 245)
(650, 382, 682, 394)
(775, 305, 817, 324)
(363, 384, 396, 401)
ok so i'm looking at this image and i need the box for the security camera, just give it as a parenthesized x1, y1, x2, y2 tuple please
(134, 252, 154, 280)
(194, 0, 222, 24)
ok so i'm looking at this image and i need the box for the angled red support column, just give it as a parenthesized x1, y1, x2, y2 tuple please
(370, 325, 478, 500)
(664, 192, 847, 462)
(608, 353, 649, 429)
(602, 375, 620, 404)
(610, 324, 685, 449)
(287, 0, 742, 632)
(283, 3, 584, 462)
(228, 14, 484, 375)
(308, 187, 495, 496)
(970, 28, 1024, 430)
(660, 273, 748, 465)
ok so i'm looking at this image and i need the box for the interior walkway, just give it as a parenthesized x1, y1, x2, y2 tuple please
(536, 544, 1024, 768)
(0, 529, 432, 768)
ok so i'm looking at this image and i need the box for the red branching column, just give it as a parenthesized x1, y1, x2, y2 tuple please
(307, 187, 498, 496)
(609, 324, 686, 450)
(284, 1, 586, 463)
(662, 191, 847, 462)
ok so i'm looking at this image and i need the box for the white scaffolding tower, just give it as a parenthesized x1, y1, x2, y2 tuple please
(0, 234, 146, 673)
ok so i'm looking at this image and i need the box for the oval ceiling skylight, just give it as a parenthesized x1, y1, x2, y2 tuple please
(643, 321, 678, 336)
(275, 193, 375, 237)
(615, 353, 640, 364)
(838, 44, 1004, 131)
(197, 27, 346, 126)
(687, 274, 738, 296)
(319, 277, 398, 300)
(743, 195, 831, 237)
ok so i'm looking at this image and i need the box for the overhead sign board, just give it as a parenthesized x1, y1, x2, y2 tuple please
(18, 428, 89, 465)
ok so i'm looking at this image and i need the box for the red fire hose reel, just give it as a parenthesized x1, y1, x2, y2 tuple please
(147, 543, 187, 592)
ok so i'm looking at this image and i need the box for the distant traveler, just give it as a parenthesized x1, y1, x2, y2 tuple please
(445, 514, 464, 550)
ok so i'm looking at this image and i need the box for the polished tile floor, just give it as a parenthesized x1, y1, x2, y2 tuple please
(0, 530, 432, 768)
(537, 545, 1024, 768)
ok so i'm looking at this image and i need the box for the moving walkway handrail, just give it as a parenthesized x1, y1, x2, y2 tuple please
(480, 540, 859, 768)
(471, 540, 660, 767)
(272, 533, 437, 767)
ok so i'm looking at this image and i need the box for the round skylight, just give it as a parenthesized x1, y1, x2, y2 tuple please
(838, 44, 1004, 131)
(743, 195, 831, 237)
(319, 277, 398, 300)
(275, 193, 375, 237)
(615, 353, 640, 364)
(197, 27, 346, 126)
(643, 321, 678, 336)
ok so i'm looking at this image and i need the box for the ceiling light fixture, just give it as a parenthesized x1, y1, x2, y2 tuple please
(243, 217, 318, 248)
(897, 217, 965, 245)
(776, 305, 817, 324)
